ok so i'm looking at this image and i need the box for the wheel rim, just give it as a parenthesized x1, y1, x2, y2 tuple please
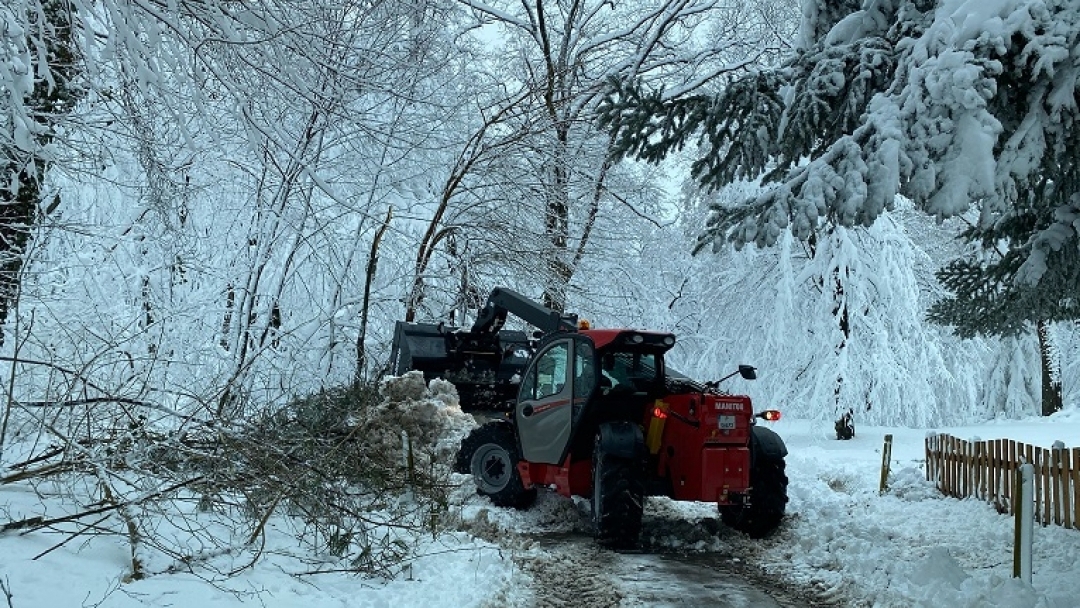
(472, 442, 512, 494)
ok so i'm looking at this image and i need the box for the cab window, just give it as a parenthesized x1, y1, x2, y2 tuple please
(600, 351, 658, 389)
(524, 342, 570, 400)
(573, 341, 595, 399)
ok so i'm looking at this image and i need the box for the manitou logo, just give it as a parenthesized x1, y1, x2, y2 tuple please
(714, 402, 743, 411)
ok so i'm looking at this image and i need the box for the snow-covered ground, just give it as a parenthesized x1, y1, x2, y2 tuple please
(759, 411, 1080, 607)
(2, 409, 1078, 607)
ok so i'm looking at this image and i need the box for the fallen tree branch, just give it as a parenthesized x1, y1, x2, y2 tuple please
(16, 397, 157, 408)
(1, 476, 204, 535)
(6, 445, 65, 470)
(1, 461, 77, 485)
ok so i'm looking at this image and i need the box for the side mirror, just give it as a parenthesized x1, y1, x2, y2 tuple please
(738, 364, 757, 380)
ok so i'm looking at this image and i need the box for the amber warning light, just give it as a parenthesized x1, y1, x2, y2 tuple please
(757, 410, 782, 422)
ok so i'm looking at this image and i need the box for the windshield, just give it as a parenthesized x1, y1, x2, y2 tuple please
(600, 351, 659, 389)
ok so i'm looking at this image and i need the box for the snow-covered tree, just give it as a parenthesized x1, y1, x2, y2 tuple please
(0, 0, 473, 428)
(418, 0, 796, 315)
(600, 0, 1080, 336)
(0, 0, 81, 345)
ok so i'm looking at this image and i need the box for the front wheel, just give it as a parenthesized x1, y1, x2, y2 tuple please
(720, 457, 788, 538)
(458, 423, 536, 509)
(591, 424, 646, 549)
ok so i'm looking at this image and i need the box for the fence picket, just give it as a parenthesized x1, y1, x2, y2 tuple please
(1007, 440, 1017, 514)
(924, 434, 1077, 534)
(1042, 448, 1052, 526)
(975, 441, 984, 500)
(996, 439, 1004, 505)
(1060, 445, 1071, 529)
(955, 436, 963, 497)
(1026, 443, 1035, 515)
(961, 438, 970, 497)
(1052, 445, 1063, 526)
(947, 436, 956, 497)
(1072, 448, 1080, 531)
(925, 436, 933, 483)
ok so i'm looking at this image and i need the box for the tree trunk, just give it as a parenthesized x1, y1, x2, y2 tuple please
(1036, 319, 1062, 416)
(356, 207, 392, 382)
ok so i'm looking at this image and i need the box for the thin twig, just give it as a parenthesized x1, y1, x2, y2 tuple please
(0, 575, 12, 608)
(31, 514, 113, 561)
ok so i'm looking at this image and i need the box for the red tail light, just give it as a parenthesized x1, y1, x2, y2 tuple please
(758, 410, 781, 421)
(653, 407, 668, 419)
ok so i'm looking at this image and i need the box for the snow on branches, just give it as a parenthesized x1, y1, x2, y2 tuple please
(600, 0, 1080, 333)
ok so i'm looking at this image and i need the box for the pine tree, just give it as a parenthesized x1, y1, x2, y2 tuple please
(599, 0, 1080, 337)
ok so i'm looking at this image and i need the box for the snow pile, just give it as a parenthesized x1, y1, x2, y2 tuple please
(905, 547, 1048, 607)
(376, 371, 478, 461)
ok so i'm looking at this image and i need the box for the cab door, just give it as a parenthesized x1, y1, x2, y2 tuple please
(516, 337, 595, 464)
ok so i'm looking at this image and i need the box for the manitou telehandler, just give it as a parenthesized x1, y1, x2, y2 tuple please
(390, 287, 788, 548)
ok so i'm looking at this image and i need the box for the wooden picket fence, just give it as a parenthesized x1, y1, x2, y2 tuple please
(925, 433, 1080, 530)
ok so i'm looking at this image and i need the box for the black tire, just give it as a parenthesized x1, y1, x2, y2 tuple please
(720, 457, 788, 539)
(591, 428, 646, 549)
(453, 426, 484, 474)
(459, 423, 536, 509)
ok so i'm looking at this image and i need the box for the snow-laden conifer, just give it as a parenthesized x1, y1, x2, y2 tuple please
(600, 0, 1080, 336)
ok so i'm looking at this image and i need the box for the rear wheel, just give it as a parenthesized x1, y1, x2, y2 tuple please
(591, 426, 646, 549)
(720, 457, 788, 538)
(460, 423, 536, 509)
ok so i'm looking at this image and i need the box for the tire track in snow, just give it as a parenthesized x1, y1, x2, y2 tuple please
(516, 536, 623, 608)
(510, 530, 837, 608)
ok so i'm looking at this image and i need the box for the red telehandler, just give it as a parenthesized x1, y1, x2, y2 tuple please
(390, 287, 788, 548)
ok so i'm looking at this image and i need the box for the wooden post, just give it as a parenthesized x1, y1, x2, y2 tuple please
(880, 434, 893, 494)
(1014, 463, 1034, 583)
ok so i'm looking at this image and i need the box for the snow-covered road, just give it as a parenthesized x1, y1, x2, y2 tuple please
(454, 487, 841, 607)
(488, 529, 835, 608)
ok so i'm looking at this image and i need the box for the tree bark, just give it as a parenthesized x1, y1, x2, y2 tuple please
(1036, 319, 1062, 416)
